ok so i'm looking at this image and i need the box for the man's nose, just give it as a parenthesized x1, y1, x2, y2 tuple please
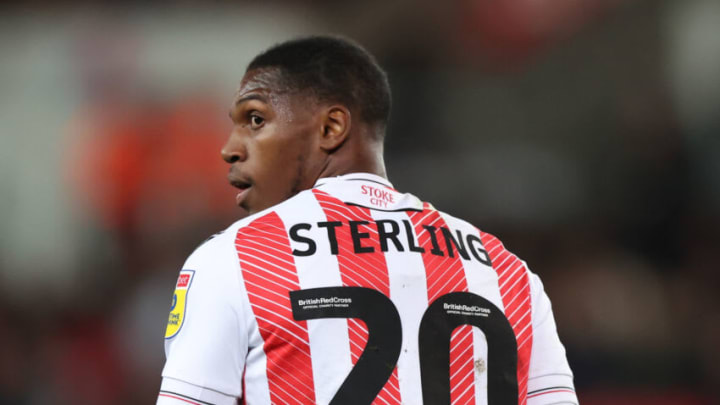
(221, 132, 246, 163)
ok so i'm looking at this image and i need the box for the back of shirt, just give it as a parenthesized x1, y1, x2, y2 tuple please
(159, 173, 578, 405)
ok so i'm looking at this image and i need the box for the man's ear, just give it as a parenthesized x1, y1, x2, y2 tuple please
(319, 105, 351, 152)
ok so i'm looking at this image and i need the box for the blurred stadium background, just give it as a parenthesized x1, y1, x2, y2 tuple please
(1, 1, 719, 404)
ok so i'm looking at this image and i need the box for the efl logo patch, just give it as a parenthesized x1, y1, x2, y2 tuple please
(165, 270, 195, 339)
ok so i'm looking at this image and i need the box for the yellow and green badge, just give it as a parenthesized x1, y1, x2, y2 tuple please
(165, 270, 195, 339)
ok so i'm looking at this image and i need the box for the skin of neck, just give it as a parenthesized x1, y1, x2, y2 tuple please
(314, 124, 387, 183)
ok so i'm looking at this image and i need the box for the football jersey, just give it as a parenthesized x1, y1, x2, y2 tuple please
(158, 173, 578, 405)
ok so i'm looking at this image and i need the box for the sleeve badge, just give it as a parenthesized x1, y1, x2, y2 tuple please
(165, 269, 195, 339)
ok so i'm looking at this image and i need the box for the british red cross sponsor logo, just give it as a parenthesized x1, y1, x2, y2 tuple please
(176, 274, 191, 288)
(361, 185, 395, 208)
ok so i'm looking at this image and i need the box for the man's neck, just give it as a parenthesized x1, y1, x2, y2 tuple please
(312, 125, 387, 185)
(317, 157, 387, 181)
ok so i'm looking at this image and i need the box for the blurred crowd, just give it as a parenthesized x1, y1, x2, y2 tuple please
(1, 1, 719, 404)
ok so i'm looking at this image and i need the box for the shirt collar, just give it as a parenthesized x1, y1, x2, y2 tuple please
(313, 172, 394, 189)
(312, 172, 423, 212)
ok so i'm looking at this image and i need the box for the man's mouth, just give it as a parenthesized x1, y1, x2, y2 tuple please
(229, 179, 252, 207)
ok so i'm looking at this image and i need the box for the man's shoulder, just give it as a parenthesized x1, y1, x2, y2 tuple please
(429, 204, 524, 264)
(212, 188, 318, 239)
(430, 203, 508, 243)
(215, 189, 502, 248)
(429, 204, 483, 234)
(184, 227, 236, 270)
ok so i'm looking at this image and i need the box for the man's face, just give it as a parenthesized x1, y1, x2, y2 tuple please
(222, 68, 323, 215)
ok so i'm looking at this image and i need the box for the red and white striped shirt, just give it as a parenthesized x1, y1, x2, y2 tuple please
(158, 173, 577, 405)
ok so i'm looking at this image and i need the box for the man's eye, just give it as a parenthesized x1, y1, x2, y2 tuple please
(250, 115, 264, 128)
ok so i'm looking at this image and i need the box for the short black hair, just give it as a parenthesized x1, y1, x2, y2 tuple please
(247, 36, 391, 134)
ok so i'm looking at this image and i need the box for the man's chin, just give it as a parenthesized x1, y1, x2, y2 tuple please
(236, 206, 250, 219)
(240, 198, 264, 217)
(242, 198, 285, 217)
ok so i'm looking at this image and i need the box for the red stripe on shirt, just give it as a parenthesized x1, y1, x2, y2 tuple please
(479, 231, 533, 405)
(236, 212, 316, 404)
(313, 190, 402, 405)
(408, 204, 476, 405)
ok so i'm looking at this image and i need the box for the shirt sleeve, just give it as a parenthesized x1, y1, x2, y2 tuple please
(160, 233, 247, 401)
(527, 271, 579, 405)
(157, 377, 237, 405)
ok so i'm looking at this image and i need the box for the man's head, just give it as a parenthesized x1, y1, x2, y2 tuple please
(222, 36, 391, 215)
